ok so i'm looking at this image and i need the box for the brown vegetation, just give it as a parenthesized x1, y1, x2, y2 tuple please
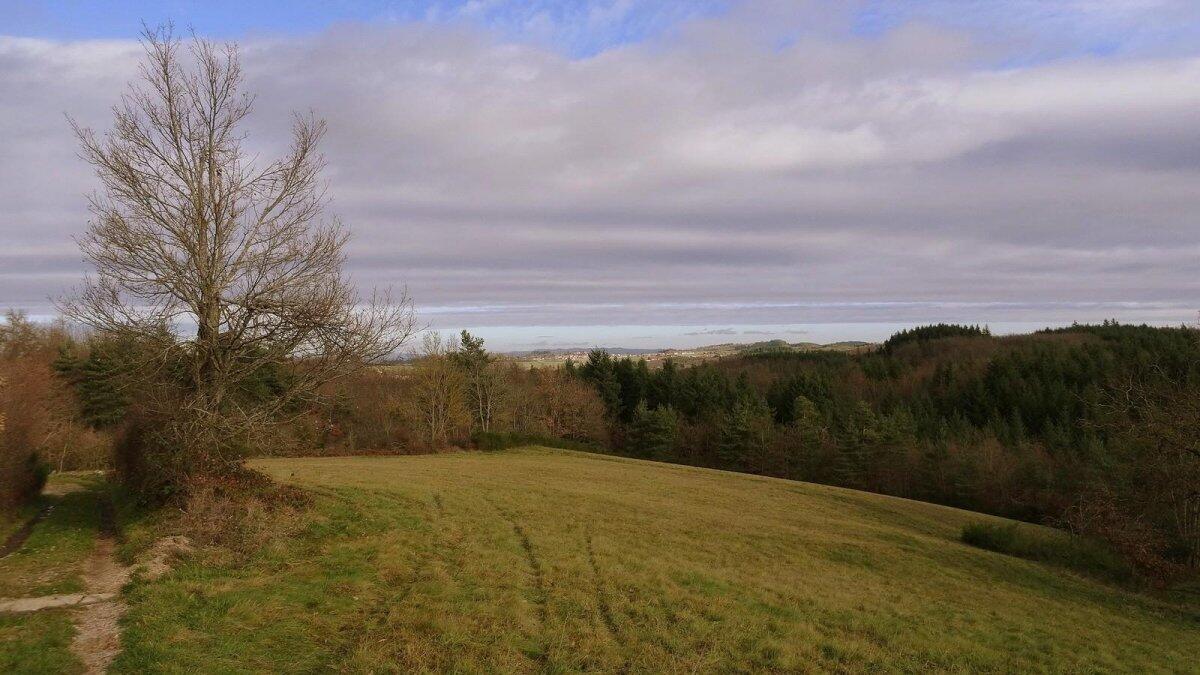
(0, 312, 111, 510)
(270, 332, 608, 456)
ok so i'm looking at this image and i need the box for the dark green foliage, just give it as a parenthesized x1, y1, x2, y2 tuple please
(451, 330, 491, 371)
(717, 397, 771, 467)
(76, 347, 131, 428)
(568, 323, 1200, 576)
(234, 357, 293, 407)
(961, 521, 1132, 583)
(883, 323, 990, 352)
(52, 338, 133, 429)
(579, 350, 622, 418)
(626, 403, 679, 459)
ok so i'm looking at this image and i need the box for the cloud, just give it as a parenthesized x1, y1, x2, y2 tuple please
(1, 1, 1199, 332)
(685, 328, 739, 336)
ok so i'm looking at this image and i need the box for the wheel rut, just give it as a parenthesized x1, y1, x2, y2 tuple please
(585, 529, 620, 639)
(334, 490, 467, 664)
(490, 501, 548, 625)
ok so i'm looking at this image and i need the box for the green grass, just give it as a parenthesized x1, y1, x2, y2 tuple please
(0, 475, 104, 597)
(0, 611, 78, 674)
(961, 520, 1134, 583)
(0, 503, 39, 544)
(113, 448, 1199, 672)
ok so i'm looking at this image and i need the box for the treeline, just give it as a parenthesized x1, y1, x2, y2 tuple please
(0, 320, 609, 505)
(275, 332, 609, 455)
(38, 327, 610, 457)
(570, 322, 1200, 580)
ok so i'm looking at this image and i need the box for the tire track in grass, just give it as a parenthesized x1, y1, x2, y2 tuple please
(585, 529, 620, 639)
(487, 498, 552, 668)
(331, 490, 437, 662)
(336, 490, 470, 666)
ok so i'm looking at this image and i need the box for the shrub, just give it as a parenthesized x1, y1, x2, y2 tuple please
(961, 520, 1133, 583)
(177, 468, 310, 556)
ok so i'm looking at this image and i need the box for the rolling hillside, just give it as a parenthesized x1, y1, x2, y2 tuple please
(101, 448, 1197, 672)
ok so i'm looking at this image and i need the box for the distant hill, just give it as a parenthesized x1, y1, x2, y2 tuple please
(504, 347, 662, 358)
(505, 339, 878, 364)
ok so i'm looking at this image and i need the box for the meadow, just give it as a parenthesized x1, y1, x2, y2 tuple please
(109, 448, 1195, 672)
(3, 448, 1196, 672)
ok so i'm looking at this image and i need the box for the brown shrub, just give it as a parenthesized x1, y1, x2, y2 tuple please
(177, 469, 310, 556)
(1061, 487, 1184, 585)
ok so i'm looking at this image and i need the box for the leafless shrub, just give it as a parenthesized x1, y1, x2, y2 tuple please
(177, 469, 310, 557)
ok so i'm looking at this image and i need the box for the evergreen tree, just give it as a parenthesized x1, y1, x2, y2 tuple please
(76, 345, 129, 428)
(450, 330, 502, 432)
(627, 402, 678, 459)
(717, 396, 772, 470)
(580, 350, 621, 418)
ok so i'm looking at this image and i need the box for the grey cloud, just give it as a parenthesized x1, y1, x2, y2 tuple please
(1, 6, 1199, 332)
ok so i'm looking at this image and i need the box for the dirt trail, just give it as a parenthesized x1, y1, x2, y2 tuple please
(0, 494, 129, 673)
(0, 484, 191, 674)
(69, 532, 131, 674)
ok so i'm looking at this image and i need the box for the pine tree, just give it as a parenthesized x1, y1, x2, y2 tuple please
(627, 402, 678, 459)
(77, 346, 129, 428)
(717, 395, 771, 470)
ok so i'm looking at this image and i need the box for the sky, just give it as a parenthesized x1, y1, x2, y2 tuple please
(2, 0, 1199, 351)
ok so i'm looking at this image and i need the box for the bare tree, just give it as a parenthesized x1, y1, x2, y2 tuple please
(409, 333, 469, 448)
(62, 26, 414, 481)
(1098, 367, 1200, 569)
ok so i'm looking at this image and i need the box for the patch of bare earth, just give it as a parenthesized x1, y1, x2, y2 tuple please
(70, 534, 131, 674)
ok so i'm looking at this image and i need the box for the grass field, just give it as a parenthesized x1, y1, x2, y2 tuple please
(103, 448, 1197, 673)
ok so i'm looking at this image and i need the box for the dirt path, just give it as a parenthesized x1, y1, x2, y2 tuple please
(69, 531, 131, 674)
(0, 500, 129, 673)
(0, 483, 190, 674)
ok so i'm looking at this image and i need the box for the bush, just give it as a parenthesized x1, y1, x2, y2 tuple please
(961, 520, 1133, 583)
(177, 468, 310, 556)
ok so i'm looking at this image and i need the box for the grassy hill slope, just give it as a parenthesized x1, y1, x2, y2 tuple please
(113, 448, 1196, 672)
